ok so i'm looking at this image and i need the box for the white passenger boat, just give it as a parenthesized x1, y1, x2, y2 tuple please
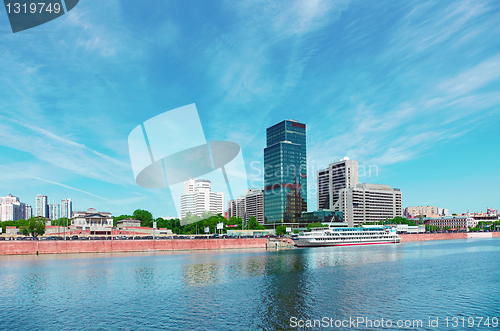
(292, 226, 400, 247)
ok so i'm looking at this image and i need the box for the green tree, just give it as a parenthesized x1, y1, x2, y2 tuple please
(20, 217, 46, 237)
(112, 214, 133, 227)
(133, 209, 154, 227)
(307, 222, 325, 230)
(181, 212, 202, 227)
(1, 219, 29, 233)
(201, 211, 215, 220)
(425, 224, 440, 232)
(155, 217, 182, 233)
(275, 225, 287, 236)
(469, 226, 479, 232)
(247, 216, 265, 230)
(226, 216, 243, 230)
(387, 216, 412, 225)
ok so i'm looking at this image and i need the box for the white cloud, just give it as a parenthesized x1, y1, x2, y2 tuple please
(438, 54, 500, 96)
(0, 116, 133, 185)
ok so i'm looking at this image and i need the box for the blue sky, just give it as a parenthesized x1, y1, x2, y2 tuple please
(0, 0, 499, 218)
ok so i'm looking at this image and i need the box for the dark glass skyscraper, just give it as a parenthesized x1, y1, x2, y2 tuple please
(264, 120, 307, 224)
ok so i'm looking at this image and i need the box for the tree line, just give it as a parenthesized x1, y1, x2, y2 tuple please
(113, 209, 267, 235)
(1, 217, 47, 237)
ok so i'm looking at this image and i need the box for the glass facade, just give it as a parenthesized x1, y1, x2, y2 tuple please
(264, 120, 307, 223)
(299, 210, 343, 224)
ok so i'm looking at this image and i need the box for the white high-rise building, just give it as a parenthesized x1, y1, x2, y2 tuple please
(49, 204, 60, 220)
(24, 205, 32, 219)
(1, 194, 31, 221)
(337, 183, 402, 227)
(35, 195, 49, 218)
(317, 158, 359, 210)
(318, 158, 403, 227)
(60, 199, 72, 219)
(1, 194, 21, 222)
(180, 179, 224, 218)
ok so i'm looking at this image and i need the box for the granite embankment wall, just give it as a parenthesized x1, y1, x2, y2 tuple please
(400, 232, 500, 242)
(0, 238, 269, 255)
(1, 234, 497, 255)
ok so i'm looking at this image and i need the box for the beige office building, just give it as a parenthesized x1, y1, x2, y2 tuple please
(227, 197, 245, 219)
(318, 158, 402, 227)
(227, 189, 265, 224)
(405, 206, 449, 217)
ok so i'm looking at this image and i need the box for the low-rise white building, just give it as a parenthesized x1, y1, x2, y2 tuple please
(5, 226, 20, 235)
(116, 218, 141, 228)
(424, 216, 478, 230)
(396, 224, 425, 234)
(71, 208, 113, 235)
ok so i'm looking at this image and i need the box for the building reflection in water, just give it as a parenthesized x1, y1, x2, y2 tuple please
(181, 254, 269, 287)
(255, 250, 312, 330)
(178, 246, 405, 329)
(134, 267, 156, 287)
(25, 272, 48, 297)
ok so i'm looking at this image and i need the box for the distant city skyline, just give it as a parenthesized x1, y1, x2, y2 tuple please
(0, 194, 72, 222)
(0, 0, 499, 217)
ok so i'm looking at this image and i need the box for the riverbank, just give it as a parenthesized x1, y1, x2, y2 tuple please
(1, 233, 498, 255)
(0, 238, 297, 255)
(400, 232, 500, 242)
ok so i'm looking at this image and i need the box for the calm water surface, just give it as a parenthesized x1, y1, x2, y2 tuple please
(1, 239, 499, 330)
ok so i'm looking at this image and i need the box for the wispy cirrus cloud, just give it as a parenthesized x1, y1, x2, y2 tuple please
(200, 0, 351, 141)
(0, 116, 132, 185)
(0, 164, 120, 204)
(307, 0, 500, 167)
(437, 53, 500, 96)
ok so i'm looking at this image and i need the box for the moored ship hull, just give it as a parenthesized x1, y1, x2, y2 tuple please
(293, 239, 400, 248)
(292, 226, 401, 248)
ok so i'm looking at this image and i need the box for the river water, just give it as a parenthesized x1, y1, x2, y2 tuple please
(0, 238, 499, 330)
